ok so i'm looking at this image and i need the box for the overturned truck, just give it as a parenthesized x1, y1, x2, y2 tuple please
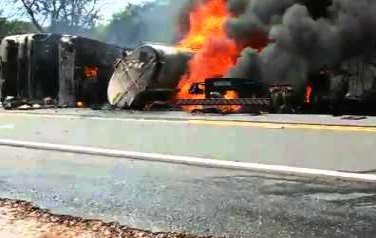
(107, 44, 193, 109)
(0, 34, 126, 109)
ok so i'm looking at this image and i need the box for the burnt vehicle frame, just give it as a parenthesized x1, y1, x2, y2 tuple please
(104, 41, 376, 114)
(0, 33, 127, 109)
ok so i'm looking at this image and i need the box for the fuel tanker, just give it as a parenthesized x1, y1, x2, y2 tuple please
(107, 44, 193, 109)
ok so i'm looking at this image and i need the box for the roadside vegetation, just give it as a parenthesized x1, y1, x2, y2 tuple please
(0, 0, 177, 47)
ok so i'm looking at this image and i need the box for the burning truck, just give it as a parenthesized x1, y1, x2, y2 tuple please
(107, 44, 275, 112)
(107, 0, 376, 115)
(107, 44, 376, 114)
(0, 33, 127, 109)
(3, 0, 376, 115)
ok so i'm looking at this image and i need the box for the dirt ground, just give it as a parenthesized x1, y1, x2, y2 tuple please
(0, 199, 209, 238)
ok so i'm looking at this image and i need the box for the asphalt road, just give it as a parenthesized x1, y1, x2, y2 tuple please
(1, 146, 376, 238)
(1, 110, 376, 237)
(0, 110, 375, 171)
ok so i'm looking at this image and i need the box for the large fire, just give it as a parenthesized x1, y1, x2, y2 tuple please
(177, 0, 229, 51)
(175, 0, 267, 112)
(176, 0, 240, 111)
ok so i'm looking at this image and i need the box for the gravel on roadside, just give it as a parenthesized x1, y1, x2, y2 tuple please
(0, 198, 211, 238)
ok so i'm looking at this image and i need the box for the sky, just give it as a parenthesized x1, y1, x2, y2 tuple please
(99, 0, 150, 20)
(2, 0, 151, 22)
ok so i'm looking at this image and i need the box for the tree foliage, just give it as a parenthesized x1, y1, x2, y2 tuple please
(12, 0, 100, 34)
(0, 17, 36, 40)
(3, 0, 183, 48)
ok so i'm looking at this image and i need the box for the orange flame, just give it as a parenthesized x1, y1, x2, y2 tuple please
(222, 90, 242, 112)
(177, 37, 239, 100)
(177, 0, 229, 51)
(84, 66, 98, 79)
(176, 0, 241, 112)
(175, 0, 270, 113)
(305, 85, 313, 104)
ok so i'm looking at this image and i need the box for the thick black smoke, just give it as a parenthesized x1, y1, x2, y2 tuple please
(225, 0, 295, 45)
(226, 48, 262, 79)
(331, 0, 376, 59)
(224, 0, 331, 85)
(226, 0, 376, 91)
(261, 4, 341, 84)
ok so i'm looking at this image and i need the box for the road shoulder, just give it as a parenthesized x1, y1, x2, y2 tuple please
(0, 198, 205, 238)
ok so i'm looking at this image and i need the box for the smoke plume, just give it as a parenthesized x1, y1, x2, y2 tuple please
(137, 0, 191, 44)
(226, 48, 262, 80)
(104, 0, 190, 47)
(224, 0, 376, 88)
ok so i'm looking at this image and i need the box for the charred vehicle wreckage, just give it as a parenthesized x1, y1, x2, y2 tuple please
(0, 33, 128, 109)
(1, 34, 376, 115)
(107, 43, 376, 115)
(107, 44, 193, 110)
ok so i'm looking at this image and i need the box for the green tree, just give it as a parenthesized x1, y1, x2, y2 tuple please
(0, 17, 36, 40)
(7, 0, 100, 34)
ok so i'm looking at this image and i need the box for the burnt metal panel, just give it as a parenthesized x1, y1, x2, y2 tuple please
(1, 39, 19, 99)
(108, 44, 193, 108)
(58, 36, 76, 107)
(108, 45, 159, 108)
(0, 34, 125, 108)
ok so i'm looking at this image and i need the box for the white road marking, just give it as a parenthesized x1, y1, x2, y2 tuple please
(0, 138, 375, 183)
(0, 124, 14, 130)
